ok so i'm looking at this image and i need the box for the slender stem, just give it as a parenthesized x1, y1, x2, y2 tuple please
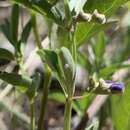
(63, 21, 77, 130)
(31, 13, 42, 49)
(37, 65, 51, 130)
(30, 101, 35, 130)
(64, 98, 72, 130)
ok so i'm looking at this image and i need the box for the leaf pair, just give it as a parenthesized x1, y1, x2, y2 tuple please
(38, 47, 76, 97)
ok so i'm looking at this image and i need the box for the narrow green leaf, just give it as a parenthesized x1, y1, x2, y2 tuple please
(38, 47, 76, 96)
(0, 20, 13, 44)
(92, 31, 106, 69)
(50, 26, 72, 49)
(59, 47, 76, 79)
(38, 49, 65, 88)
(84, 0, 129, 16)
(99, 63, 130, 77)
(58, 47, 76, 96)
(94, 32, 105, 59)
(37, 49, 59, 73)
(78, 52, 92, 73)
(0, 71, 32, 88)
(76, 20, 117, 46)
(20, 19, 32, 43)
(38, 49, 65, 82)
(10, 4, 19, 43)
(0, 48, 14, 61)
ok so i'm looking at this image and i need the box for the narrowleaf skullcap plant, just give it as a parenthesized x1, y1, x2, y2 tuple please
(0, 0, 130, 130)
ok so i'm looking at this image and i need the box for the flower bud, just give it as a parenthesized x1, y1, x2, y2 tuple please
(105, 81, 125, 93)
(88, 77, 125, 94)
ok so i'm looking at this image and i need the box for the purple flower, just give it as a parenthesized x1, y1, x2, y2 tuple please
(105, 80, 125, 93)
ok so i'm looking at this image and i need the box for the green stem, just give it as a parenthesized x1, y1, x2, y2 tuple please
(63, 22, 77, 130)
(37, 65, 51, 130)
(30, 101, 35, 130)
(64, 98, 72, 130)
(31, 13, 42, 49)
